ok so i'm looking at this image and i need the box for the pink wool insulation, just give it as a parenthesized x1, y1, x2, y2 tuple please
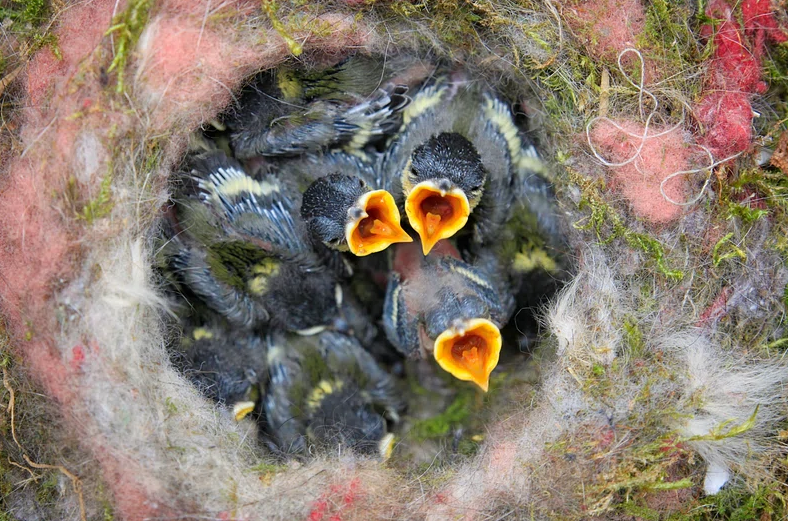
(1, 0, 788, 519)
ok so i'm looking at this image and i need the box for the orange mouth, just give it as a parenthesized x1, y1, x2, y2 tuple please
(405, 182, 470, 255)
(433, 318, 501, 392)
(346, 190, 412, 256)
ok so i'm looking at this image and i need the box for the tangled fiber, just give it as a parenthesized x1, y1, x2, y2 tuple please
(1, 0, 788, 519)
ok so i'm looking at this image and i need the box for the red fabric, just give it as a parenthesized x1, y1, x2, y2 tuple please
(696, 0, 787, 158)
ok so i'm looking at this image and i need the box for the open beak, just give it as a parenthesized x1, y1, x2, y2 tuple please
(405, 181, 470, 255)
(346, 190, 412, 256)
(433, 318, 501, 392)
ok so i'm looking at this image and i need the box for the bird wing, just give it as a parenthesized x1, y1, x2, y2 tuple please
(319, 332, 404, 418)
(229, 54, 411, 158)
(264, 331, 309, 454)
(439, 255, 515, 327)
(461, 92, 519, 245)
(382, 272, 422, 358)
(276, 150, 378, 191)
(193, 151, 314, 263)
(380, 78, 454, 194)
(164, 236, 270, 329)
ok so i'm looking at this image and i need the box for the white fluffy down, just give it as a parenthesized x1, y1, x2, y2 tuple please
(547, 250, 621, 368)
(659, 331, 788, 494)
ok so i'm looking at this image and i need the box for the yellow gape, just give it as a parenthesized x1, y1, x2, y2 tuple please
(346, 190, 412, 256)
(433, 318, 502, 392)
(405, 181, 470, 255)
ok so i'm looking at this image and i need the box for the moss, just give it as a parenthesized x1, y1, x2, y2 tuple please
(568, 167, 684, 281)
(262, 1, 303, 56)
(0, 0, 56, 78)
(0, 0, 49, 25)
(534, 52, 600, 129)
(164, 396, 179, 415)
(105, 0, 153, 93)
(784, 283, 788, 316)
(725, 201, 769, 225)
(723, 167, 788, 257)
(693, 482, 787, 521)
(455, 436, 481, 456)
(409, 391, 473, 441)
(623, 317, 645, 359)
(35, 472, 61, 506)
(0, 450, 13, 500)
(589, 435, 696, 514)
(637, 0, 707, 94)
(377, 0, 524, 60)
(711, 232, 747, 268)
(30, 33, 62, 61)
(619, 500, 690, 521)
(77, 172, 114, 223)
(249, 462, 287, 485)
(96, 483, 115, 521)
(680, 406, 759, 443)
(762, 43, 788, 129)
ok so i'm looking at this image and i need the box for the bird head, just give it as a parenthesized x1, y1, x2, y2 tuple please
(307, 381, 392, 458)
(404, 133, 486, 254)
(302, 174, 411, 256)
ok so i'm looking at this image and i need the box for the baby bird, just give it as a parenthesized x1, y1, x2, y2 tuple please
(227, 54, 409, 159)
(161, 151, 372, 336)
(176, 318, 268, 421)
(382, 240, 514, 391)
(295, 151, 412, 256)
(264, 330, 404, 458)
(471, 99, 569, 304)
(381, 76, 520, 254)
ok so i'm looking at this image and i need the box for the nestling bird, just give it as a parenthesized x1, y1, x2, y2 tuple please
(382, 240, 514, 391)
(468, 97, 569, 322)
(264, 330, 404, 458)
(176, 318, 268, 421)
(226, 54, 409, 159)
(293, 150, 412, 256)
(160, 151, 374, 336)
(381, 75, 521, 254)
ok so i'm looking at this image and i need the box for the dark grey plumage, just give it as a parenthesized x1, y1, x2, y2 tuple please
(264, 330, 403, 457)
(177, 319, 267, 418)
(381, 77, 522, 254)
(226, 55, 410, 159)
(382, 242, 514, 359)
(300, 173, 368, 248)
(159, 151, 376, 336)
(408, 132, 487, 201)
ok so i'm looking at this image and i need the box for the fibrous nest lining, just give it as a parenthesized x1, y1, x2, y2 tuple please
(1, 1, 788, 520)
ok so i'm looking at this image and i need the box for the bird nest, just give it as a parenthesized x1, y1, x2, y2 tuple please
(2, 1, 788, 520)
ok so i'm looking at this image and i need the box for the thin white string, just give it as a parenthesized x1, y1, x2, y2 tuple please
(586, 47, 739, 207)
(586, 48, 686, 168)
(659, 148, 743, 206)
